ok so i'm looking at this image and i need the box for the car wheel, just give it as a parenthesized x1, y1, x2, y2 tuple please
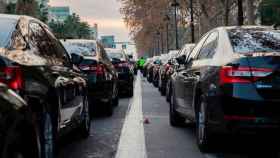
(113, 95, 119, 106)
(197, 96, 212, 152)
(113, 88, 119, 106)
(127, 86, 134, 97)
(39, 111, 55, 158)
(169, 91, 185, 127)
(166, 81, 171, 102)
(79, 96, 91, 138)
(104, 99, 113, 117)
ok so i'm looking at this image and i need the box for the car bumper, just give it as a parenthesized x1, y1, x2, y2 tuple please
(118, 72, 134, 92)
(207, 95, 280, 135)
(87, 81, 113, 103)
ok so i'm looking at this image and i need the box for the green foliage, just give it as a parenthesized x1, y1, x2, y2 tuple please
(49, 13, 91, 39)
(259, 0, 280, 25)
(5, 3, 16, 14)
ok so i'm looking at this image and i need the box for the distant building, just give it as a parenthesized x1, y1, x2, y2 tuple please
(49, 6, 70, 23)
(101, 35, 115, 48)
(0, 0, 6, 13)
(89, 24, 98, 40)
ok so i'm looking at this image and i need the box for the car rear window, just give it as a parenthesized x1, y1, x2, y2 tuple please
(62, 41, 97, 57)
(0, 18, 17, 47)
(107, 52, 124, 60)
(80, 59, 97, 65)
(228, 28, 280, 54)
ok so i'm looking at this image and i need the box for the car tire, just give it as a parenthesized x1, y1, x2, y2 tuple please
(196, 96, 213, 153)
(39, 110, 55, 158)
(113, 95, 119, 106)
(169, 91, 185, 127)
(79, 96, 91, 138)
(166, 81, 171, 102)
(104, 99, 113, 117)
(127, 87, 134, 97)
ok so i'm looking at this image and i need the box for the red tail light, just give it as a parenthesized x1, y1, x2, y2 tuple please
(0, 66, 23, 90)
(95, 65, 105, 75)
(219, 66, 272, 85)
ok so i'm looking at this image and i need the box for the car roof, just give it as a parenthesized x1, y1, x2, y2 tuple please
(0, 14, 21, 21)
(217, 25, 273, 32)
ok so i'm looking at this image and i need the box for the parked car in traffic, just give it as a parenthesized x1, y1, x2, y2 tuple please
(166, 45, 195, 101)
(169, 26, 280, 152)
(158, 51, 179, 96)
(63, 40, 118, 116)
(147, 56, 160, 83)
(143, 58, 152, 77)
(106, 48, 134, 97)
(0, 14, 91, 158)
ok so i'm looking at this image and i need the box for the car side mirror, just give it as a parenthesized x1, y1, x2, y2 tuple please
(185, 57, 194, 67)
(176, 55, 186, 65)
(71, 53, 83, 65)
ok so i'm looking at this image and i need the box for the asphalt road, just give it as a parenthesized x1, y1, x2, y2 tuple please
(59, 74, 280, 158)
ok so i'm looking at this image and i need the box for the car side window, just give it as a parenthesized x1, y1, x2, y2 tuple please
(197, 31, 218, 60)
(186, 34, 209, 63)
(44, 27, 72, 66)
(29, 22, 55, 58)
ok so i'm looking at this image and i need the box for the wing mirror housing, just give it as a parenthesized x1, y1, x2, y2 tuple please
(176, 55, 186, 65)
(71, 53, 83, 65)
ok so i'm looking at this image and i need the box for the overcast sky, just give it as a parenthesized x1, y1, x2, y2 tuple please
(49, 0, 130, 42)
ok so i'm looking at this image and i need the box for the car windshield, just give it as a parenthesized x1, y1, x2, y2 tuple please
(107, 52, 124, 59)
(0, 18, 17, 47)
(62, 41, 97, 57)
(228, 28, 280, 53)
(63, 43, 92, 56)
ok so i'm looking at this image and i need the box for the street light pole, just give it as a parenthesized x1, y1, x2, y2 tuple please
(161, 31, 164, 54)
(156, 31, 160, 56)
(164, 14, 170, 53)
(171, 0, 179, 50)
(190, 0, 195, 43)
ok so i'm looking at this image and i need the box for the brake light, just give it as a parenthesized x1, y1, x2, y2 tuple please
(95, 65, 105, 75)
(0, 67, 23, 90)
(219, 66, 272, 85)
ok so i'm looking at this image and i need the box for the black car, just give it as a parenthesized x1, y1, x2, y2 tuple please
(0, 83, 39, 158)
(170, 26, 280, 152)
(0, 14, 90, 158)
(63, 40, 119, 116)
(106, 48, 134, 97)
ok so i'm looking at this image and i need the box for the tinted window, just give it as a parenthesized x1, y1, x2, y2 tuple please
(197, 31, 218, 59)
(29, 22, 54, 57)
(187, 34, 209, 62)
(107, 52, 124, 59)
(44, 28, 71, 66)
(81, 59, 97, 65)
(228, 28, 280, 53)
(0, 18, 17, 47)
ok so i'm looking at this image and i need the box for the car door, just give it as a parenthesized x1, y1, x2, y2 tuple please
(184, 31, 219, 118)
(180, 34, 211, 117)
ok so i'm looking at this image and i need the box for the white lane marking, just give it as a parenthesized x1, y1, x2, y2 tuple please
(115, 72, 147, 158)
